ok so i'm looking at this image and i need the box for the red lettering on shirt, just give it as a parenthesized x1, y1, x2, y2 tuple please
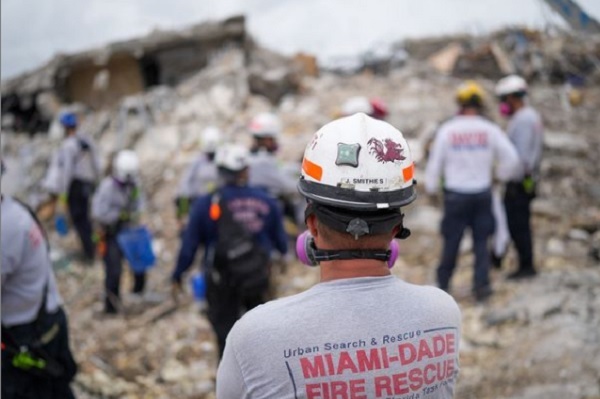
(306, 379, 367, 399)
(28, 225, 43, 249)
(297, 332, 458, 397)
(450, 131, 488, 148)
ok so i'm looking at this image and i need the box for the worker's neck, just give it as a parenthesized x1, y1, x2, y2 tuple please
(460, 107, 480, 116)
(320, 259, 391, 282)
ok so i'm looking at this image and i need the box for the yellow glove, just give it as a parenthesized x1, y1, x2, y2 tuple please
(55, 194, 68, 215)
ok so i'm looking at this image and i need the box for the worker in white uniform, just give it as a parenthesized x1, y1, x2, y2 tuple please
(425, 81, 520, 301)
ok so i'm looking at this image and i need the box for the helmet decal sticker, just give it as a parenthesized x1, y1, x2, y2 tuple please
(335, 143, 361, 167)
(367, 138, 406, 163)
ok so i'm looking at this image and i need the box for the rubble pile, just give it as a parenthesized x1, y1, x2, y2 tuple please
(1, 20, 599, 399)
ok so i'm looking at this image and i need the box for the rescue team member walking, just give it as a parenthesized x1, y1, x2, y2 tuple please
(495, 75, 544, 280)
(1, 192, 77, 398)
(92, 150, 146, 314)
(425, 81, 520, 301)
(174, 126, 221, 233)
(217, 114, 461, 398)
(171, 143, 288, 359)
(247, 112, 296, 197)
(247, 112, 303, 229)
(54, 112, 101, 261)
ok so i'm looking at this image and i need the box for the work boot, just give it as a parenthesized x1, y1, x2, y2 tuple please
(104, 293, 121, 314)
(473, 285, 493, 302)
(507, 268, 537, 280)
(490, 251, 503, 269)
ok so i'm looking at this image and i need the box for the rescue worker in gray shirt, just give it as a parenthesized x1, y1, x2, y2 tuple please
(174, 126, 221, 232)
(217, 114, 461, 399)
(1, 177, 77, 398)
(54, 112, 101, 261)
(247, 112, 303, 230)
(91, 150, 145, 314)
(495, 75, 544, 279)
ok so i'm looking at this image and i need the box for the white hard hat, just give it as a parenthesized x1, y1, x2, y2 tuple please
(495, 75, 528, 97)
(201, 126, 221, 153)
(215, 143, 249, 172)
(341, 96, 374, 116)
(298, 113, 416, 211)
(249, 112, 281, 138)
(113, 150, 139, 183)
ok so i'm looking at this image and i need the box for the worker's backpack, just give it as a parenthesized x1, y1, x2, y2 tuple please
(211, 193, 270, 299)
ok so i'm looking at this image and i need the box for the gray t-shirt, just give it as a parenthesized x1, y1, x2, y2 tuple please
(506, 106, 543, 180)
(1, 196, 62, 327)
(248, 150, 297, 197)
(217, 275, 461, 399)
(176, 153, 219, 199)
(57, 134, 102, 195)
(91, 177, 144, 226)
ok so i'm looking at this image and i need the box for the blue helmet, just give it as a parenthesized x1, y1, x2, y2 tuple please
(60, 112, 77, 128)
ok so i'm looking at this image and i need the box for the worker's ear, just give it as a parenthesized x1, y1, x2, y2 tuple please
(306, 214, 319, 239)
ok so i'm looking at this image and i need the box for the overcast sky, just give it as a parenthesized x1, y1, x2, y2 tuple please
(2, 0, 600, 80)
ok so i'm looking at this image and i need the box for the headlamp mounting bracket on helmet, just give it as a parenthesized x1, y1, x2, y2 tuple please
(346, 218, 369, 239)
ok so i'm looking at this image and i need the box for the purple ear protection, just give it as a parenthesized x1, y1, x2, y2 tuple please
(296, 230, 399, 269)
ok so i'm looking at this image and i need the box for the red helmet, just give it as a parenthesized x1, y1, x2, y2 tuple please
(370, 98, 388, 120)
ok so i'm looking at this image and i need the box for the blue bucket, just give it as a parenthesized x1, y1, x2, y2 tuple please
(117, 226, 156, 273)
(54, 214, 69, 237)
(191, 273, 206, 302)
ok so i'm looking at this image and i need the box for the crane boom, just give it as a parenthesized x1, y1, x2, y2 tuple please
(543, 0, 600, 33)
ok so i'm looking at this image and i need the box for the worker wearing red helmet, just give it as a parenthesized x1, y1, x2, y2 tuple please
(341, 96, 389, 120)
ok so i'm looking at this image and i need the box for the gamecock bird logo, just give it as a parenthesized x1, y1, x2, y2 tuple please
(367, 138, 406, 163)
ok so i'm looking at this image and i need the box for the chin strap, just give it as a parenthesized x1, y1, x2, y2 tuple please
(312, 248, 391, 263)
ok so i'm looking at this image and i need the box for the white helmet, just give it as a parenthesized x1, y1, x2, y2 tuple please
(341, 96, 373, 116)
(298, 113, 416, 211)
(113, 150, 139, 183)
(249, 112, 281, 138)
(495, 75, 528, 97)
(215, 143, 249, 172)
(201, 126, 221, 153)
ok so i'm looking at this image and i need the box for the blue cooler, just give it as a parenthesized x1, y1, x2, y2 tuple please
(117, 226, 156, 273)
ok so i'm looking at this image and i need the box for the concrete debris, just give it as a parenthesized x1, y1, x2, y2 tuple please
(427, 42, 464, 75)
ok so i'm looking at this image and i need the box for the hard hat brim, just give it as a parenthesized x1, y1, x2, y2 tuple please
(298, 178, 417, 210)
